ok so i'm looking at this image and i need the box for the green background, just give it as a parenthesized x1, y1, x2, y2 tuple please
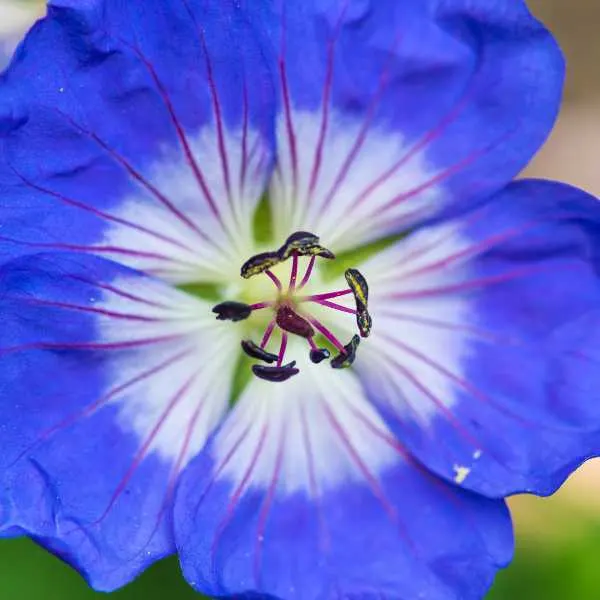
(3, 511, 600, 599)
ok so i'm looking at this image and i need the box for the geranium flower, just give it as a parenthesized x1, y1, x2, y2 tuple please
(1, 1, 600, 598)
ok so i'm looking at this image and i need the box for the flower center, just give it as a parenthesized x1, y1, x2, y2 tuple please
(212, 231, 372, 382)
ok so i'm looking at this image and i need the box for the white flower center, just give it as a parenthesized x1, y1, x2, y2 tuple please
(213, 231, 372, 383)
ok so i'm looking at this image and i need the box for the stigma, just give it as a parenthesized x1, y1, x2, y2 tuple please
(212, 231, 372, 382)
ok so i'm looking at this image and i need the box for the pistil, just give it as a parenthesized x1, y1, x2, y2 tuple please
(276, 305, 315, 338)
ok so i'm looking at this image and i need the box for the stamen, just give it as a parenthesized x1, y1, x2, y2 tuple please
(241, 340, 279, 364)
(219, 232, 371, 381)
(279, 231, 335, 261)
(345, 268, 369, 306)
(306, 339, 329, 365)
(249, 301, 273, 310)
(289, 251, 299, 291)
(356, 309, 373, 338)
(212, 301, 252, 322)
(252, 361, 299, 382)
(240, 230, 335, 280)
(310, 348, 331, 364)
(307, 336, 331, 364)
(331, 334, 361, 369)
(276, 305, 315, 339)
(307, 317, 347, 354)
(301, 289, 353, 302)
(265, 269, 283, 291)
(277, 333, 288, 367)
(298, 255, 316, 290)
(241, 250, 281, 279)
(313, 299, 357, 314)
(281, 231, 318, 253)
(260, 320, 276, 349)
(345, 268, 372, 338)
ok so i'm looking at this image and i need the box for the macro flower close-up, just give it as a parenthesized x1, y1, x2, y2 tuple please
(2, 0, 600, 598)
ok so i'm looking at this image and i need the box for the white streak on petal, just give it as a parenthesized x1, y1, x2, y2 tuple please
(271, 110, 444, 251)
(213, 348, 399, 495)
(356, 223, 475, 423)
(104, 123, 270, 284)
(97, 275, 239, 467)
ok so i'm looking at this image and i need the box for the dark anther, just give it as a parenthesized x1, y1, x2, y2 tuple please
(310, 347, 331, 364)
(241, 251, 281, 279)
(240, 231, 335, 280)
(331, 334, 361, 369)
(252, 361, 300, 382)
(356, 309, 372, 338)
(276, 305, 315, 338)
(241, 340, 279, 364)
(279, 231, 335, 261)
(345, 268, 372, 337)
(212, 301, 252, 322)
(283, 231, 319, 246)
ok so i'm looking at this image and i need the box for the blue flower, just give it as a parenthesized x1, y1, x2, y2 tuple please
(1, 0, 600, 598)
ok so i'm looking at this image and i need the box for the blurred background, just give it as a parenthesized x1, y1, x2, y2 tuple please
(1, 0, 600, 597)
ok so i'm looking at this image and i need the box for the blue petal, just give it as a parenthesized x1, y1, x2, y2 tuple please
(254, 0, 563, 245)
(0, 0, 275, 279)
(174, 366, 513, 600)
(0, 252, 239, 590)
(356, 180, 600, 497)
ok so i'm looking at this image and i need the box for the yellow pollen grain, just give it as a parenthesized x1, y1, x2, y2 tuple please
(346, 270, 368, 307)
(453, 465, 471, 485)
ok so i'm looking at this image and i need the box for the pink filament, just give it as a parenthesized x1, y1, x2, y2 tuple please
(265, 269, 282, 291)
(298, 256, 316, 290)
(249, 301, 273, 310)
(313, 299, 356, 314)
(288, 252, 299, 291)
(302, 289, 353, 302)
(260, 320, 276, 349)
(277, 333, 288, 367)
(308, 317, 347, 353)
